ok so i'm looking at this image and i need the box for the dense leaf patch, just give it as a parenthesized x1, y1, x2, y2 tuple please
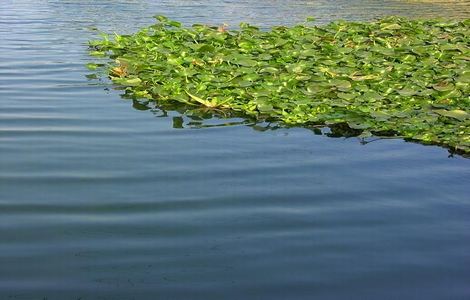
(89, 16, 470, 152)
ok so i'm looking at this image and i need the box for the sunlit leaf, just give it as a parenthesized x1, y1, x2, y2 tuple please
(87, 16, 470, 153)
(434, 109, 469, 121)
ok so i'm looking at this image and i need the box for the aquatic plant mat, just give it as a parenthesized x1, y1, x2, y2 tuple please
(89, 16, 470, 153)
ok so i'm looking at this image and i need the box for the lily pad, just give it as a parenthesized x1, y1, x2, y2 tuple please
(434, 109, 469, 121)
(88, 16, 470, 153)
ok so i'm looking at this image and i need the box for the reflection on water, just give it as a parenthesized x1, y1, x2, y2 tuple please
(123, 97, 469, 157)
(1, 1, 470, 300)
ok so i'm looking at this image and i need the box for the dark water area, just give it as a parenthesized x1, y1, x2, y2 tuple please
(1, 1, 470, 299)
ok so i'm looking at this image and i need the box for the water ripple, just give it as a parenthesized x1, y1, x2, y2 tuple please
(1, 0, 470, 299)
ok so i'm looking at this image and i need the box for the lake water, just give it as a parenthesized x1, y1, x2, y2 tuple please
(1, 1, 469, 299)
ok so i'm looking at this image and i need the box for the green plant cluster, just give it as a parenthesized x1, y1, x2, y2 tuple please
(89, 16, 470, 152)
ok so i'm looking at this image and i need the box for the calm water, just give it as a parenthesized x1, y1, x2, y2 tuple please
(1, 1, 470, 299)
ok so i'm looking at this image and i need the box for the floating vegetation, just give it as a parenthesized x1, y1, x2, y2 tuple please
(89, 16, 470, 153)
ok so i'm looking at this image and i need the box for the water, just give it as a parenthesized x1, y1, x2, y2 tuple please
(1, 1, 470, 299)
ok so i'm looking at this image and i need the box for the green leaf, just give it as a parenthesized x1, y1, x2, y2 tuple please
(348, 122, 370, 129)
(197, 44, 215, 53)
(89, 51, 105, 57)
(350, 74, 378, 81)
(433, 82, 455, 92)
(300, 49, 316, 57)
(380, 23, 401, 30)
(330, 79, 351, 90)
(286, 63, 306, 74)
(153, 15, 169, 23)
(337, 92, 355, 101)
(114, 77, 142, 86)
(86, 63, 98, 70)
(434, 109, 469, 121)
(87, 16, 470, 153)
(398, 88, 417, 96)
(370, 111, 391, 121)
(229, 57, 257, 67)
(456, 73, 470, 84)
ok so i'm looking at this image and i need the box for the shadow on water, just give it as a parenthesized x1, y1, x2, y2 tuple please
(112, 88, 469, 158)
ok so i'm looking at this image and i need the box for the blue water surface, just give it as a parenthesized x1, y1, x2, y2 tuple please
(1, 1, 469, 299)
